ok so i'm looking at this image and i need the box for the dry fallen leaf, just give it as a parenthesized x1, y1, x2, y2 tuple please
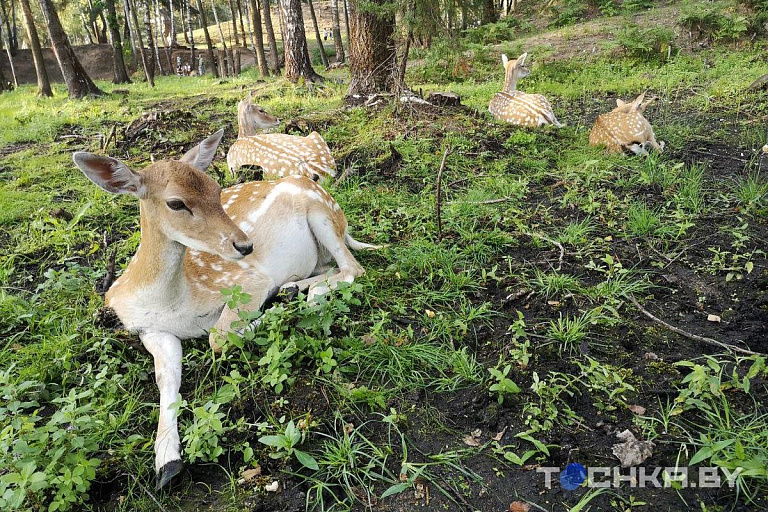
(265, 480, 280, 492)
(762, 144, 768, 154)
(707, 314, 721, 323)
(628, 405, 646, 416)
(238, 467, 262, 485)
(547, 300, 561, 306)
(463, 435, 481, 447)
(509, 501, 531, 512)
(612, 429, 654, 468)
(494, 427, 508, 442)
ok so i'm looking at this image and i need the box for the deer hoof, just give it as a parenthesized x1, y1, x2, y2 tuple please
(156, 460, 184, 491)
(278, 284, 299, 302)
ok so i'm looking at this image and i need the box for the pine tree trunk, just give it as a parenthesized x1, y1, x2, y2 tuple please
(128, 0, 154, 85)
(236, 0, 246, 43)
(19, 0, 52, 95)
(143, 0, 161, 75)
(248, 0, 269, 76)
(104, 0, 131, 83)
(227, 0, 239, 45)
(196, 0, 217, 76)
(330, 0, 344, 62)
(262, 0, 279, 70)
(347, 0, 395, 96)
(306, 0, 327, 68)
(279, 0, 321, 82)
(243, 0, 257, 53)
(342, 0, 350, 43)
(211, 0, 228, 75)
(37, 0, 104, 98)
(186, 0, 195, 68)
(481, 0, 497, 24)
(155, 0, 172, 73)
(169, 0, 176, 47)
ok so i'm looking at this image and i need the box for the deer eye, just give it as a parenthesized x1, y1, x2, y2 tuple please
(166, 199, 189, 212)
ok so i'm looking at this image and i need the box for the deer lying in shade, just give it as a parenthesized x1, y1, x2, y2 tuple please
(488, 53, 563, 128)
(227, 93, 337, 182)
(589, 93, 665, 155)
(73, 130, 380, 490)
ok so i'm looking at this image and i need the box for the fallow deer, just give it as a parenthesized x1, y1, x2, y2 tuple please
(589, 93, 665, 155)
(73, 130, 380, 490)
(227, 93, 337, 182)
(488, 53, 563, 128)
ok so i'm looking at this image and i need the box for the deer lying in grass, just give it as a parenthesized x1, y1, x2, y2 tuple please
(488, 53, 563, 128)
(589, 93, 665, 155)
(227, 93, 336, 182)
(73, 131, 380, 489)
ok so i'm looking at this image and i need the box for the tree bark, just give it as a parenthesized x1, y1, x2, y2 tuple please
(347, 0, 395, 96)
(19, 0, 52, 95)
(262, 0, 279, 70)
(235, 0, 246, 44)
(37, 0, 104, 97)
(330, 0, 344, 62)
(105, 0, 131, 83)
(342, 0, 350, 43)
(279, 0, 321, 82)
(197, 0, 217, 76)
(185, 0, 195, 68)
(127, 0, 154, 85)
(0, 17, 17, 88)
(143, 0, 161, 76)
(227, 0, 239, 45)
(306, 0, 327, 68)
(211, 0, 228, 74)
(481, 0, 497, 25)
(248, 0, 269, 76)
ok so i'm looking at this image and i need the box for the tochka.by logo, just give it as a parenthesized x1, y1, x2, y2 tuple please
(538, 463, 743, 490)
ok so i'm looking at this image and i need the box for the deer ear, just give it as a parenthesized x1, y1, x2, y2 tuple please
(501, 54, 509, 68)
(246, 90, 253, 103)
(73, 152, 146, 197)
(639, 97, 655, 112)
(632, 92, 646, 109)
(180, 129, 225, 171)
(517, 52, 528, 66)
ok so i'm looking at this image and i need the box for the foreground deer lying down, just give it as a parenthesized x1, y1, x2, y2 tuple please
(226, 93, 337, 182)
(488, 53, 562, 128)
(589, 93, 665, 155)
(73, 131, 380, 489)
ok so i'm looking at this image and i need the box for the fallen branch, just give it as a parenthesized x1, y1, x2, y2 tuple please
(629, 295, 764, 356)
(528, 232, 565, 271)
(450, 196, 515, 205)
(435, 147, 453, 241)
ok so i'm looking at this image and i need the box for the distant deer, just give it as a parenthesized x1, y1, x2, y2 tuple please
(589, 93, 664, 155)
(227, 93, 337, 182)
(73, 131, 380, 489)
(489, 53, 562, 128)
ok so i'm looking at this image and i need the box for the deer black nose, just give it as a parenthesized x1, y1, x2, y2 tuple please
(234, 241, 253, 256)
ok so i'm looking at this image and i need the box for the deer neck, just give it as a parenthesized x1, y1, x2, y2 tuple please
(503, 69, 520, 94)
(238, 112, 259, 138)
(125, 206, 189, 303)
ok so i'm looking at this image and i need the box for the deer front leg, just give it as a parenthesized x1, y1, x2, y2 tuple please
(140, 330, 184, 490)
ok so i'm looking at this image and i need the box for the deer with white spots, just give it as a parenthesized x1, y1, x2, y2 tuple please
(73, 130, 380, 490)
(226, 93, 336, 182)
(488, 53, 562, 128)
(589, 93, 664, 155)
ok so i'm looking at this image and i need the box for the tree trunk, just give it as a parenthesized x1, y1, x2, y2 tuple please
(279, 0, 321, 82)
(123, 1, 137, 55)
(460, 0, 466, 30)
(342, 0, 350, 43)
(127, 0, 154, 86)
(330, 0, 344, 62)
(37, 0, 104, 98)
(0, 16, 18, 88)
(196, 0, 217, 76)
(211, 0, 228, 76)
(186, 0, 195, 68)
(156, 0, 173, 73)
(248, 0, 269, 76)
(227, 0, 239, 45)
(104, 0, 131, 83)
(235, 0, 246, 44)
(143, 0, 162, 75)
(0, 52, 6, 91)
(306, 0, 327, 68)
(481, 0, 497, 25)
(262, 0, 279, 70)
(168, 0, 176, 47)
(19, 0, 52, 95)
(347, 0, 395, 96)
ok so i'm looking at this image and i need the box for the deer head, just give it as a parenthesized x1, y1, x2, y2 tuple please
(238, 92, 281, 137)
(73, 130, 253, 262)
(501, 52, 530, 93)
(615, 92, 655, 113)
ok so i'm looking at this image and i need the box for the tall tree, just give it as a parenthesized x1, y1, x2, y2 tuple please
(306, 0, 327, 68)
(343, 0, 350, 42)
(211, 0, 230, 75)
(185, 0, 195, 69)
(126, 0, 154, 85)
(0, 3, 18, 88)
(19, 0, 52, 95)
(235, 0, 246, 43)
(279, 0, 321, 82)
(104, 0, 131, 83)
(142, 0, 160, 76)
(227, 0, 239, 45)
(248, 0, 268, 76)
(347, 0, 395, 96)
(330, 0, 344, 62)
(37, 0, 104, 97)
(480, 0, 497, 25)
(261, 0, 278, 70)
(197, 0, 217, 76)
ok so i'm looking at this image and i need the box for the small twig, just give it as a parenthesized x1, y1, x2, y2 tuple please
(450, 196, 514, 205)
(103, 124, 117, 151)
(435, 147, 453, 241)
(629, 295, 764, 356)
(129, 474, 169, 512)
(528, 232, 565, 271)
(97, 231, 117, 295)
